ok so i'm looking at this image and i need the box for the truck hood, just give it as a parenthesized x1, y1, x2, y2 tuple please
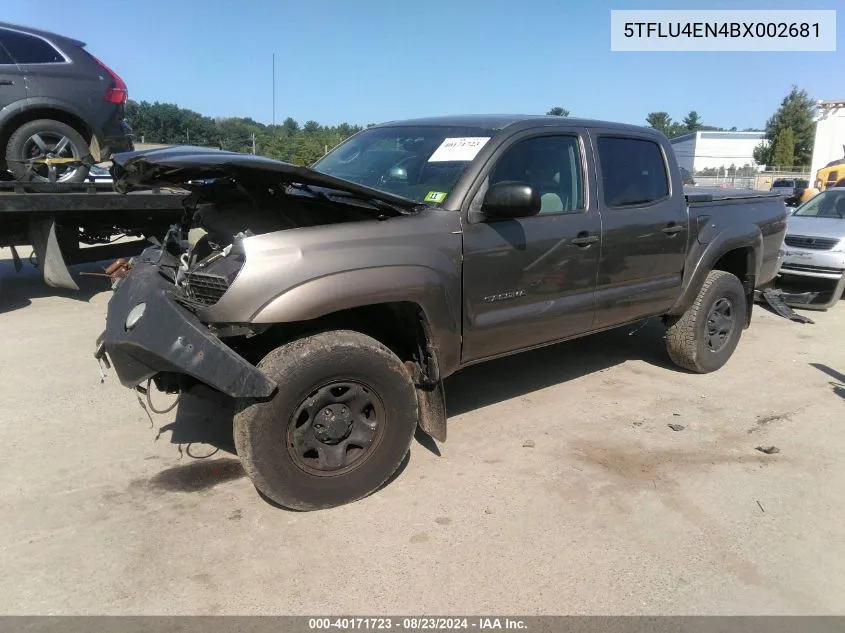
(786, 215, 845, 241)
(110, 145, 423, 210)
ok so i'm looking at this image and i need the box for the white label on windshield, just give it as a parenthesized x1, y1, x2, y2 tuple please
(427, 137, 491, 162)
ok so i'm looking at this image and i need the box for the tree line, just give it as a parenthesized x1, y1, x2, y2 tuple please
(125, 91, 816, 170)
(125, 100, 369, 166)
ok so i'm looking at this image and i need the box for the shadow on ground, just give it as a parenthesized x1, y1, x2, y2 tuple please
(154, 319, 675, 455)
(444, 318, 675, 416)
(144, 458, 246, 493)
(0, 256, 113, 314)
(810, 363, 845, 400)
(139, 319, 679, 509)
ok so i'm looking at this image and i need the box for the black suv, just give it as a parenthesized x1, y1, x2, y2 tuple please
(0, 22, 133, 183)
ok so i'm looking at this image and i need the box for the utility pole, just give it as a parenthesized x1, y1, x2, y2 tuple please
(272, 53, 276, 135)
(252, 132, 257, 155)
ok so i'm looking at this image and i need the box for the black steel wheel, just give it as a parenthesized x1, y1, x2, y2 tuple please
(705, 297, 735, 353)
(287, 380, 386, 476)
(234, 330, 419, 511)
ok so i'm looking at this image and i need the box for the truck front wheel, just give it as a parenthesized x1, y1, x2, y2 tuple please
(233, 330, 419, 511)
(665, 270, 746, 373)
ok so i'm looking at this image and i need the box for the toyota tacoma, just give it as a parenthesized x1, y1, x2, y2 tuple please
(95, 115, 788, 510)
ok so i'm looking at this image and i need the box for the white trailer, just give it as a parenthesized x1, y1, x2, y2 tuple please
(809, 100, 845, 186)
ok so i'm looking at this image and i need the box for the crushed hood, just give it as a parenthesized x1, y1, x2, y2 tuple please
(110, 145, 422, 209)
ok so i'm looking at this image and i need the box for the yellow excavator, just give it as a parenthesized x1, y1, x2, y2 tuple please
(800, 154, 845, 203)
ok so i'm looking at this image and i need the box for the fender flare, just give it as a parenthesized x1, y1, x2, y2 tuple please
(249, 265, 458, 443)
(668, 223, 763, 320)
(249, 264, 461, 375)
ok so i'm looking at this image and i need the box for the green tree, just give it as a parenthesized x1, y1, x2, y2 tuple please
(682, 111, 703, 132)
(281, 117, 300, 136)
(125, 102, 365, 166)
(646, 112, 673, 136)
(770, 127, 796, 168)
(546, 106, 570, 117)
(753, 86, 816, 167)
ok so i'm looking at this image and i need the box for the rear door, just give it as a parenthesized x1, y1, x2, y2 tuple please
(461, 128, 602, 362)
(589, 131, 688, 328)
(0, 30, 27, 108)
(0, 28, 101, 106)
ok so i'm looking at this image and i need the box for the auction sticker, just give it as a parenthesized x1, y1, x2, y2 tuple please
(428, 137, 490, 162)
(424, 191, 448, 203)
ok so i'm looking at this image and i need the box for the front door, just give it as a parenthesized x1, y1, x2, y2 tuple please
(589, 132, 689, 329)
(461, 131, 602, 363)
(0, 32, 27, 112)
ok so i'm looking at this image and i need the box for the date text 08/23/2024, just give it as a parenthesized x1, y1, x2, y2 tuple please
(308, 618, 528, 630)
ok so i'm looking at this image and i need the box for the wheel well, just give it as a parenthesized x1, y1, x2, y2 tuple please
(712, 248, 750, 282)
(235, 302, 439, 383)
(0, 108, 93, 168)
(712, 247, 755, 326)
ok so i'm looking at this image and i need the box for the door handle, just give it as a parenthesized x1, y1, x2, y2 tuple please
(571, 232, 598, 247)
(662, 223, 684, 236)
(0, 80, 14, 86)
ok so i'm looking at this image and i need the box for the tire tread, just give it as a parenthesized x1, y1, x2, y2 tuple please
(666, 270, 744, 373)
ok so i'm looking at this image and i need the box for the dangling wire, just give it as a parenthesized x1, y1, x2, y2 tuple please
(186, 444, 219, 459)
(145, 378, 180, 414)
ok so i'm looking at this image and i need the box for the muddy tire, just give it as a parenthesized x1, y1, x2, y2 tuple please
(666, 270, 746, 373)
(234, 330, 418, 511)
(5, 119, 90, 183)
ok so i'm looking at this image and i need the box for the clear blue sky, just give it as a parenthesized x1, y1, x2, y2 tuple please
(4, 0, 843, 129)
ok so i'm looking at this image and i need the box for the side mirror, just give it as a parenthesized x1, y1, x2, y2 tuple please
(482, 181, 541, 220)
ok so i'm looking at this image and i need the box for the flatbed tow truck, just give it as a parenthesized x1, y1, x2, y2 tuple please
(0, 179, 186, 292)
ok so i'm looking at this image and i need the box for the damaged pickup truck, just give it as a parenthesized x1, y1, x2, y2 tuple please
(96, 115, 787, 510)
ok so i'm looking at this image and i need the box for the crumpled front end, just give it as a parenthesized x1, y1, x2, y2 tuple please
(95, 245, 277, 399)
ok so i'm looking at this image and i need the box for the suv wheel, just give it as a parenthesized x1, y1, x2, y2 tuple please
(665, 270, 746, 373)
(234, 330, 419, 511)
(5, 119, 90, 183)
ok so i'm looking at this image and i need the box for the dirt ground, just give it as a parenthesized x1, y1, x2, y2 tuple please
(1, 249, 844, 615)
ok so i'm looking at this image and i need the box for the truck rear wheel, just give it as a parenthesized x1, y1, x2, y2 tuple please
(665, 270, 746, 373)
(233, 330, 418, 511)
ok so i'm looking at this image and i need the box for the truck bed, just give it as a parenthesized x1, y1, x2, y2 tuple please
(684, 186, 782, 204)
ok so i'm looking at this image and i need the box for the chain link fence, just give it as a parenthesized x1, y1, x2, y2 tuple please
(691, 167, 811, 190)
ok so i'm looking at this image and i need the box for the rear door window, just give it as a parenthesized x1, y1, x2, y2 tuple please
(0, 29, 65, 64)
(597, 137, 669, 207)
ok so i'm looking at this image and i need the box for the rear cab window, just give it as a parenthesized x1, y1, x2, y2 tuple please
(596, 136, 669, 207)
(0, 28, 65, 64)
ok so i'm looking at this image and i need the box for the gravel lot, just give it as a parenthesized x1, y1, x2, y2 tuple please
(1, 248, 844, 615)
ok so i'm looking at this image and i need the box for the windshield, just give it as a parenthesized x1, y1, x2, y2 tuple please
(311, 125, 497, 204)
(793, 189, 845, 218)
